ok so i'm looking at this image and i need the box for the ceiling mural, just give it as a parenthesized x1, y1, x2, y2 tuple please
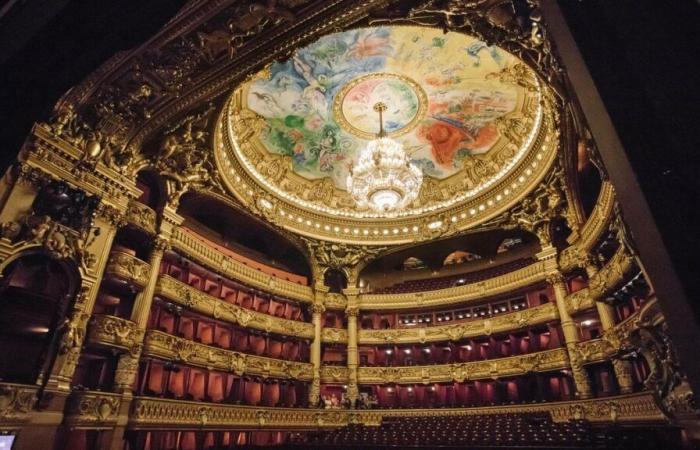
(217, 24, 559, 244)
(244, 26, 520, 189)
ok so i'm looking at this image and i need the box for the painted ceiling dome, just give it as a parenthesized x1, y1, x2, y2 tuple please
(216, 25, 559, 244)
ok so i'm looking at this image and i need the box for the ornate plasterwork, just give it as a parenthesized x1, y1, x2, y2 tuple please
(359, 255, 551, 310)
(155, 275, 314, 339)
(104, 251, 151, 289)
(0, 383, 38, 423)
(125, 200, 158, 234)
(358, 302, 557, 345)
(86, 314, 144, 353)
(128, 391, 663, 430)
(64, 391, 122, 427)
(357, 348, 567, 384)
(170, 227, 314, 303)
(142, 330, 313, 381)
(215, 27, 560, 244)
(563, 245, 637, 315)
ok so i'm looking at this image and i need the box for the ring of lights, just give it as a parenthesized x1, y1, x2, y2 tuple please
(214, 27, 561, 245)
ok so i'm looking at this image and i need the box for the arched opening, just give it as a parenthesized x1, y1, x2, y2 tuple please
(443, 251, 482, 266)
(177, 193, 311, 281)
(496, 237, 524, 254)
(0, 253, 79, 384)
(323, 269, 347, 294)
(136, 170, 166, 211)
(402, 257, 426, 271)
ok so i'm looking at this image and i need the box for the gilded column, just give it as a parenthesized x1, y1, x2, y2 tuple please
(549, 271, 593, 399)
(344, 287, 360, 407)
(114, 206, 183, 391)
(113, 235, 169, 391)
(309, 298, 325, 406)
(583, 258, 635, 394)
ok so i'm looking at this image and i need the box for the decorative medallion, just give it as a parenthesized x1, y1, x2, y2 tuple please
(215, 25, 559, 244)
(333, 73, 427, 139)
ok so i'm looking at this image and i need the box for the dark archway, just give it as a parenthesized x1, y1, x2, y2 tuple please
(136, 170, 167, 211)
(0, 252, 79, 384)
(323, 269, 347, 294)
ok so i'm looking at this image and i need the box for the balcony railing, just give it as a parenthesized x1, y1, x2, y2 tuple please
(87, 314, 143, 352)
(356, 348, 568, 385)
(64, 390, 122, 427)
(104, 251, 151, 289)
(142, 330, 313, 381)
(358, 303, 557, 345)
(125, 200, 157, 234)
(155, 275, 314, 339)
(128, 391, 663, 430)
(170, 227, 314, 303)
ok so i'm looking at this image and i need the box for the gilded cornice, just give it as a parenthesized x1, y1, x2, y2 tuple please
(356, 348, 568, 385)
(128, 392, 663, 429)
(64, 390, 122, 427)
(322, 328, 348, 345)
(0, 383, 38, 424)
(170, 227, 313, 303)
(104, 251, 151, 289)
(359, 258, 549, 310)
(564, 245, 637, 315)
(23, 125, 141, 207)
(86, 314, 143, 353)
(358, 303, 557, 345)
(124, 200, 157, 234)
(320, 365, 350, 384)
(142, 330, 313, 381)
(559, 181, 615, 271)
(155, 275, 314, 339)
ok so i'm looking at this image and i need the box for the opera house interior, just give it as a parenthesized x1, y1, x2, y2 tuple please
(0, 0, 699, 449)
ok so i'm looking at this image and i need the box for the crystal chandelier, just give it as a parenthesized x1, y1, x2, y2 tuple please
(347, 102, 423, 213)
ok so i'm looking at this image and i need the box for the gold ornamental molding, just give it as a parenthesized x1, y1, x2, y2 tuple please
(104, 251, 151, 290)
(142, 330, 313, 381)
(64, 390, 122, 428)
(170, 227, 313, 304)
(574, 298, 660, 366)
(565, 246, 637, 315)
(559, 181, 615, 271)
(323, 293, 348, 311)
(356, 348, 568, 385)
(358, 303, 558, 345)
(320, 366, 350, 384)
(359, 392, 663, 425)
(0, 383, 38, 424)
(24, 125, 141, 209)
(86, 314, 143, 353)
(129, 397, 349, 430)
(125, 200, 157, 235)
(359, 258, 550, 310)
(127, 392, 663, 430)
(155, 275, 314, 339)
(322, 328, 348, 345)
